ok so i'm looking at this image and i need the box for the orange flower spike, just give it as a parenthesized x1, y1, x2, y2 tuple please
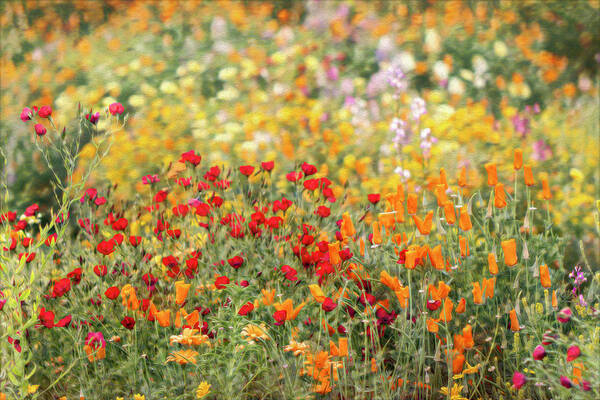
(541, 177, 552, 200)
(405, 250, 418, 270)
(413, 211, 434, 235)
(459, 206, 472, 231)
(443, 201, 456, 225)
(341, 212, 356, 237)
(174, 280, 191, 305)
(309, 284, 326, 303)
(539, 264, 551, 288)
(459, 236, 469, 257)
(407, 193, 418, 215)
(484, 163, 498, 186)
(359, 237, 365, 257)
(488, 253, 498, 275)
(455, 297, 466, 314)
(429, 245, 444, 270)
(501, 239, 518, 266)
(261, 288, 276, 306)
(483, 277, 496, 299)
(156, 310, 171, 327)
(372, 221, 382, 245)
(494, 183, 507, 209)
(472, 282, 483, 305)
(338, 337, 348, 357)
(509, 309, 520, 331)
(371, 357, 377, 373)
(434, 184, 448, 207)
(524, 164, 535, 186)
(552, 290, 558, 308)
(514, 148, 523, 170)
(328, 242, 341, 265)
(462, 324, 474, 349)
(458, 166, 468, 187)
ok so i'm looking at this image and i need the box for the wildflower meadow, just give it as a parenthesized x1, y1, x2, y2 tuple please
(1, 1, 599, 399)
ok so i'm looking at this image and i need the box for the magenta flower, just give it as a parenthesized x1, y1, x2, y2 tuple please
(20, 107, 32, 121)
(38, 105, 53, 118)
(560, 376, 572, 388)
(108, 102, 125, 116)
(512, 371, 526, 389)
(557, 307, 572, 323)
(142, 174, 160, 185)
(566, 345, 580, 362)
(86, 111, 100, 124)
(34, 124, 47, 136)
(85, 331, 106, 348)
(533, 345, 546, 360)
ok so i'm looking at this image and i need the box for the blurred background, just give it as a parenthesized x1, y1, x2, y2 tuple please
(1, 0, 599, 262)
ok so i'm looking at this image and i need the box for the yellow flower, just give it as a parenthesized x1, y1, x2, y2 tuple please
(439, 383, 467, 400)
(116, 397, 124, 400)
(241, 324, 269, 344)
(134, 395, 145, 400)
(166, 349, 199, 365)
(196, 382, 211, 398)
(169, 328, 210, 347)
(27, 385, 40, 394)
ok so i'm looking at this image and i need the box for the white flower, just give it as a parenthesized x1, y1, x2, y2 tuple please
(493, 41, 508, 58)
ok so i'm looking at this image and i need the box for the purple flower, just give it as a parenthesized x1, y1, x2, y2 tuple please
(512, 114, 530, 137)
(557, 307, 572, 323)
(532, 140, 552, 162)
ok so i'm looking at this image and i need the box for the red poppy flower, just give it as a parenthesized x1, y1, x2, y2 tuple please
(273, 310, 287, 325)
(215, 276, 230, 289)
(55, 315, 72, 328)
(112, 233, 124, 245)
(18, 252, 36, 263)
(204, 166, 220, 181)
(261, 161, 274, 172)
(108, 102, 124, 115)
(286, 171, 303, 182)
(121, 316, 136, 330)
(97, 240, 115, 256)
(195, 203, 211, 216)
(301, 162, 317, 176)
(180, 150, 202, 166)
(322, 297, 338, 312)
(129, 236, 141, 247)
(367, 194, 381, 204)
(52, 278, 71, 298)
(111, 218, 128, 231)
(239, 165, 255, 176)
(67, 268, 83, 284)
(104, 286, 120, 299)
(38, 307, 55, 328)
(238, 302, 254, 316)
(38, 105, 52, 118)
(154, 190, 168, 203)
(303, 179, 320, 191)
(173, 204, 189, 217)
(94, 265, 107, 277)
(24, 203, 39, 217)
(228, 256, 244, 269)
(45, 233, 57, 246)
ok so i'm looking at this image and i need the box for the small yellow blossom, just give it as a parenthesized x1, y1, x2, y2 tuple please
(27, 385, 40, 394)
(196, 381, 211, 398)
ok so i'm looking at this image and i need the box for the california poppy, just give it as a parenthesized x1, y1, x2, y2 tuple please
(494, 183, 507, 208)
(509, 309, 520, 331)
(443, 202, 456, 225)
(372, 221, 382, 245)
(484, 163, 498, 186)
(407, 193, 418, 215)
(413, 211, 433, 235)
(459, 206, 472, 231)
(539, 264, 551, 288)
(514, 149, 523, 170)
(501, 239, 518, 266)
(488, 253, 498, 275)
(175, 281, 190, 305)
(524, 165, 535, 186)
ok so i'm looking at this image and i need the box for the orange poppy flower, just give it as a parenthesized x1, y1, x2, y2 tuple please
(341, 212, 356, 238)
(328, 242, 341, 265)
(541, 177, 552, 200)
(330, 338, 348, 358)
(509, 309, 520, 331)
(472, 282, 483, 305)
(483, 277, 495, 299)
(552, 290, 558, 308)
(175, 281, 191, 305)
(309, 284, 326, 303)
(156, 310, 171, 327)
(524, 164, 535, 186)
(488, 253, 498, 275)
(394, 198, 405, 223)
(439, 168, 448, 190)
(429, 281, 451, 301)
(274, 299, 305, 321)
(426, 317, 439, 333)
(372, 221, 382, 245)
(514, 149, 523, 170)
(394, 286, 410, 308)
(459, 206, 472, 231)
(413, 211, 433, 235)
(494, 183, 507, 208)
(455, 297, 466, 314)
(378, 213, 395, 234)
(484, 163, 498, 186)
(405, 249, 418, 269)
(452, 353, 465, 374)
(501, 239, 518, 266)
(539, 264, 551, 288)
(261, 289, 276, 306)
(434, 184, 448, 207)
(444, 202, 456, 225)
(407, 193, 418, 215)
(462, 324, 474, 349)
(121, 284, 139, 311)
(459, 236, 469, 257)
(429, 245, 444, 270)
(380, 270, 402, 292)
(438, 298, 454, 322)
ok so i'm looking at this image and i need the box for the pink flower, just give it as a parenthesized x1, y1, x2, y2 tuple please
(560, 376, 572, 388)
(38, 106, 52, 118)
(142, 174, 160, 184)
(532, 345, 546, 360)
(20, 107, 32, 121)
(512, 371, 526, 389)
(34, 123, 47, 136)
(108, 102, 124, 116)
(86, 111, 100, 124)
(566, 345, 580, 362)
(557, 307, 572, 323)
